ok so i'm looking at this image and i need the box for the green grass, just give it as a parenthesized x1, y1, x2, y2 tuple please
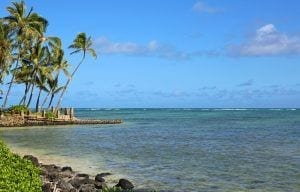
(0, 140, 42, 192)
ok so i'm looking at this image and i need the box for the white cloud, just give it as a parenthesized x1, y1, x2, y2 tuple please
(94, 36, 220, 60)
(228, 24, 300, 56)
(94, 37, 188, 60)
(193, 1, 221, 13)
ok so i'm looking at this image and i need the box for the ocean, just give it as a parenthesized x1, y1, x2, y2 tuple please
(0, 108, 299, 191)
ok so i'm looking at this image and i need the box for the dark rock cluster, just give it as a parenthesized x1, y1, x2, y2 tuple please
(23, 155, 134, 192)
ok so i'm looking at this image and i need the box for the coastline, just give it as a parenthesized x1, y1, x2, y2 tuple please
(0, 114, 122, 127)
(1, 108, 299, 191)
(6, 143, 136, 191)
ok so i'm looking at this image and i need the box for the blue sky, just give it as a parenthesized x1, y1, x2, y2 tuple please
(1, 0, 300, 108)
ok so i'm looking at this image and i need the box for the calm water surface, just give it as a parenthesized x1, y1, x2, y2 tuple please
(0, 109, 300, 191)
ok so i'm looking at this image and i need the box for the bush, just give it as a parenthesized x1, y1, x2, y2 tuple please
(0, 140, 42, 191)
(6, 105, 29, 114)
(45, 111, 55, 120)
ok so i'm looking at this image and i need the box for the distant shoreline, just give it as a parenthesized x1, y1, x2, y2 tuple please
(0, 114, 122, 127)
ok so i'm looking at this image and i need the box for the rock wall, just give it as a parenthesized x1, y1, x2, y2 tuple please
(0, 115, 25, 127)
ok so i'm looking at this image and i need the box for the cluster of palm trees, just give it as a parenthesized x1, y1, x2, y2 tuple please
(0, 1, 97, 112)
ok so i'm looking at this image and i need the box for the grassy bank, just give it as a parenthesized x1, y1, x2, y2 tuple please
(0, 140, 42, 192)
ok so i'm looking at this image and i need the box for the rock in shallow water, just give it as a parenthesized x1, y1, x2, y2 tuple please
(70, 173, 91, 189)
(58, 180, 75, 191)
(96, 172, 112, 177)
(116, 179, 134, 190)
(95, 174, 105, 182)
(94, 181, 107, 189)
(79, 184, 97, 192)
(61, 166, 73, 172)
(23, 155, 39, 166)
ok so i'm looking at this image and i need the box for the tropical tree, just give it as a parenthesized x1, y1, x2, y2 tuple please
(2, 0, 48, 108)
(35, 69, 49, 112)
(15, 64, 32, 105)
(1, 1, 95, 112)
(46, 75, 64, 109)
(56, 32, 97, 108)
(0, 21, 13, 85)
(40, 44, 70, 109)
(23, 40, 51, 107)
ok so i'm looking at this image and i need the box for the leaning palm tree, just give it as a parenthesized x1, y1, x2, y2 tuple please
(2, 0, 48, 108)
(41, 47, 70, 109)
(56, 32, 97, 108)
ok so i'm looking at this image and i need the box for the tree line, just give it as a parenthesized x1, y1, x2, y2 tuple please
(0, 1, 97, 112)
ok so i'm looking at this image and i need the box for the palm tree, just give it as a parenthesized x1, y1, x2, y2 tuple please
(25, 41, 51, 108)
(46, 75, 64, 109)
(16, 36, 62, 107)
(40, 43, 70, 109)
(15, 64, 32, 105)
(2, 0, 48, 108)
(56, 32, 97, 108)
(35, 69, 50, 112)
(0, 21, 13, 85)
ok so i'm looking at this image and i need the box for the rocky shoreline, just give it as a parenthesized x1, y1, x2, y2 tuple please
(0, 115, 122, 127)
(23, 155, 135, 192)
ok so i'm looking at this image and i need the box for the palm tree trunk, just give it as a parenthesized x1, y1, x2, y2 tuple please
(41, 91, 50, 109)
(2, 59, 19, 109)
(19, 82, 29, 105)
(48, 94, 55, 109)
(26, 68, 38, 108)
(35, 89, 42, 112)
(26, 83, 35, 108)
(56, 53, 85, 109)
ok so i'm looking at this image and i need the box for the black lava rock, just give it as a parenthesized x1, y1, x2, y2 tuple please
(96, 172, 112, 177)
(95, 174, 105, 182)
(61, 166, 73, 172)
(116, 179, 134, 190)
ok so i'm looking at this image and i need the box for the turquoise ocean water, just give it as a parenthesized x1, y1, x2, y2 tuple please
(0, 108, 299, 191)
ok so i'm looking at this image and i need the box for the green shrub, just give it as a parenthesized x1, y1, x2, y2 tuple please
(0, 140, 42, 192)
(45, 111, 55, 120)
(7, 105, 29, 114)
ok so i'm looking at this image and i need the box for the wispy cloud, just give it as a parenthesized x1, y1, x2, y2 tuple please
(193, 1, 222, 13)
(228, 24, 300, 57)
(153, 90, 190, 98)
(211, 85, 300, 99)
(198, 86, 217, 91)
(237, 79, 254, 87)
(94, 37, 188, 60)
(94, 36, 219, 60)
